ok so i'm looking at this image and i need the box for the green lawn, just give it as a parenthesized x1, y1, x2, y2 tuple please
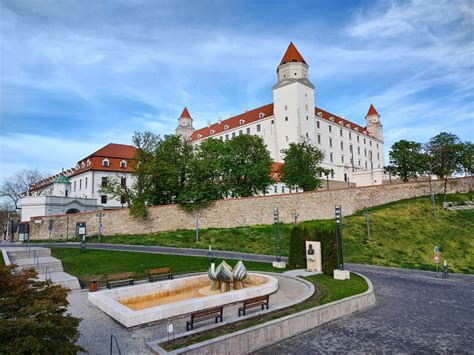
(162, 272, 368, 351)
(77, 193, 474, 274)
(51, 248, 285, 288)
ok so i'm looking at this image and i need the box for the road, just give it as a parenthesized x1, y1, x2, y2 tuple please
(256, 265, 474, 354)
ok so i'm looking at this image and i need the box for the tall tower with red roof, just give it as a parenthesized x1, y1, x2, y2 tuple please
(365, 104, 383, 141)
(175, 107, 195, 142)
(272, 42, 315, 160)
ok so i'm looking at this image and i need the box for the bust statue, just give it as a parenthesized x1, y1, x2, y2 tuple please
(307, 244, 315, 260)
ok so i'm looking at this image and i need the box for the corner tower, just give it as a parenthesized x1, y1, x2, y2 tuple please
(272, 42, 316, 161)
(365, 104, 383, 141)
(175, 107, 195, 142)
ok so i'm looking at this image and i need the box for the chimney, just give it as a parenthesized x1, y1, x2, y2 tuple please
(207, 121, 212, 128)
(218, 117, 222, 124)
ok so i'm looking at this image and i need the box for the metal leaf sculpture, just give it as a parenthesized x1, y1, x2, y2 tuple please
(232, 260, 247, 290)
(208, 263, 220, 290)
(215, 261, 233, 292)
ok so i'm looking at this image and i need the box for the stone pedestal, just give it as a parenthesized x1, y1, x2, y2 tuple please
(306, 241, 322, 272)
(273, 261, 286, 269)
(334, 269, 350, 280)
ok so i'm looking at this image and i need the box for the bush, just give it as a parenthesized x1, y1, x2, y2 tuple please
(314, 229, 339, 276)
(288, 225, 308, 269)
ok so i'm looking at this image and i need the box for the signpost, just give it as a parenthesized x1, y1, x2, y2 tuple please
(76, 222, 87, 253)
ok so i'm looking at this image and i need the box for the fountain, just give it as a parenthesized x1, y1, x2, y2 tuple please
(88, 261, 278, 327)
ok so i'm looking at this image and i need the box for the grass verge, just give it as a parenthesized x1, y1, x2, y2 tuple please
(51, 248, 285, 288)
(160, 273, 368, 351)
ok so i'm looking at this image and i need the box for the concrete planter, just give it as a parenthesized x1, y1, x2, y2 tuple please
(148, 272, 375, 354)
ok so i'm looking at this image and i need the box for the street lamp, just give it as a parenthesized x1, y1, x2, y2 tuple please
(273, 207, 281, 263)
(291, 211, 300, 224)
(335, 205, 344, 270)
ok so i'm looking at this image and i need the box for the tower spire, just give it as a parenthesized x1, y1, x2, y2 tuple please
(280, 42, 306, 65)
(366, 104, 379, 117)
(180, 107, 191, 118)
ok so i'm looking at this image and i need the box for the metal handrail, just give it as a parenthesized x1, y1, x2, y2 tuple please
(44, 266, 51, 281)
(110, 334, 122, 355)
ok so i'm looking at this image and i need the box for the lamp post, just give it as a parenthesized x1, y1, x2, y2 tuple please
(335, 205, 344, 270)
(273, 207, 281, 263)
(194, 212, 200, 243)
(291, 211, 300, 224)
(96, 212, 105, 243)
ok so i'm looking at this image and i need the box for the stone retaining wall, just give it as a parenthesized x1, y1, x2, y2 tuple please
(29, 177, 473, 240)
(148, 272, 376, 354)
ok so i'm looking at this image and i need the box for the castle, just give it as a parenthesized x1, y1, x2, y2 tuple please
(176, 42, 384, 188)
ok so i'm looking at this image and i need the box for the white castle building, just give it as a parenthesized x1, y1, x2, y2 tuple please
(176, 42, 384, 189)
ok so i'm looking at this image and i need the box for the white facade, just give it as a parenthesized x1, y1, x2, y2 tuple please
(184, 43, 385, 186)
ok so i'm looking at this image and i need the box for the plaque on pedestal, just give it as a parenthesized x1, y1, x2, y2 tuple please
(306, 241, 322, 272)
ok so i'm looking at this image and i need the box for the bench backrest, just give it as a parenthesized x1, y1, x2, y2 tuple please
(148, 267, 171, 275)
(244, 295, 268, 305)
(106, 272, 133, 281)
(193, 306, 223, 318)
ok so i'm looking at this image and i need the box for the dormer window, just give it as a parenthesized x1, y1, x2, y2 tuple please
(346, 124, 351, 128)
(102, 159, 110, 167)
(339, 121, 344, 125)
(317, 112, 322, 117)
(87, 159, 91, 166)
(259, 112, 265, 118)
(239, 119, 245, 125)
(197, 134, 202, 138)
(329, 116, 334, 122)
(224, 125, 229, 130)
(120, 160, 127, 168)
(210, 129, 215, 134)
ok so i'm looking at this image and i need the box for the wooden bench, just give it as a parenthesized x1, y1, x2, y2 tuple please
(106, 272, 134, 289)
(148, 267, 173, 282)
(186, 306, 223, 331)
(238, 295, 269, 316)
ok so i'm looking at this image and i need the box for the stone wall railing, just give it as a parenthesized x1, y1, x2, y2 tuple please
(29, 177, 473, 240)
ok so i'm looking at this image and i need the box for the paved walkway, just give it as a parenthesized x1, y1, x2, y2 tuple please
(7, 242, 288, 263)
(255, 264, 474, 354)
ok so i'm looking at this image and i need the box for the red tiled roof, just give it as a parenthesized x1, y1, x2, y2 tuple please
(366, 104, 379, 116)
(270, 162, 284, 182)
(190, 103, 274, 141)
(280, 42, 306, 65)
(180, 107, 192, 118)
(85, 143, 137, 159)
(314, 107, 369, 136)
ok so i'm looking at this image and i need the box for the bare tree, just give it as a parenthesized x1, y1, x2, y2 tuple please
(0, 169, 47, 209)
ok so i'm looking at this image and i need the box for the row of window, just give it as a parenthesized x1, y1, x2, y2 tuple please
(73, 176, 127, 191)
(101, 159, 128, 168)
(100, 195, 126, 204)
(73, 178, 88, 192)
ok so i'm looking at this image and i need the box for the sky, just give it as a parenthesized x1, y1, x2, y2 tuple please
(0, 0, 473, 183)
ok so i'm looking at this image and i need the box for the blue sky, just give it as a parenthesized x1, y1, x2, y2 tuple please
(0, 0, 473, 182)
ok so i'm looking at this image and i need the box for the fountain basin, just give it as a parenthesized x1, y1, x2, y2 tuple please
(88, 273, 278, 328)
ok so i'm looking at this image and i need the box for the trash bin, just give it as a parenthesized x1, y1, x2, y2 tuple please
(90, 279, 97, 292)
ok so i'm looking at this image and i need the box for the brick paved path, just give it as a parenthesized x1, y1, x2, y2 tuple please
(255, 264, 474, 354)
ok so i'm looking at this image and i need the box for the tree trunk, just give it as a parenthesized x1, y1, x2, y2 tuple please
(444, 176, 448, 201)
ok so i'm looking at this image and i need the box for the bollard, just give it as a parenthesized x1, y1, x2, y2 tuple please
(90, 279, 97, 292)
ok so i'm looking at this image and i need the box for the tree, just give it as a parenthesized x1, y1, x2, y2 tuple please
(458, 141, 474, 176)
(288, 226, 308, 269)
(0, 265, 83, 354)
(280, 141, 325, 191)
(0, 169, 47, 209)
(388, 140, 426, 182)
(225, 135, 272, 197)
(148, 135, 193, 205)
(383, 165, 397, 184)
(98, 174, 133, 207)
(179, 138, 228, 211)
(319, 167, 334, 190)
(426, 132, 463, 199)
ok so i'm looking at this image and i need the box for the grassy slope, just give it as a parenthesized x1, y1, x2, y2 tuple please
(162, 273, 368, 351)
(81, 193, 473, 274)
(50, 248, 284, 287)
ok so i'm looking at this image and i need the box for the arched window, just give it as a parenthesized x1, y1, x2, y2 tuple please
(120, 160, 127, 168)
(102, 159, 110, 167)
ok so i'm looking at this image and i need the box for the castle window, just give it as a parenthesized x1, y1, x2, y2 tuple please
(317, 112, 322, 117)
(257, 124, 261, 132)
(239, 119, 245, 125)
(271, 120, 274, 124)
(370, 141, 372, 146)
(365, 161, 368, 169)
(364, 138, 366, 144)
(224, 125, 229, 130)
(101, 195, 107, 204)
(340, 129, 343, 137)
(358, 159, 361, 166)
(341, 142, 344, 150)
(357, 135, 360, 142)
(246, 127, 250, 134)
(358, 147, 361, 155)
(259, 112, 265, 118)
(377, 143, 379, 148)
(306, 116, 308, 120)
(377, 153, 380, 160)
(329, 125, 332, 133)
(317, 135, 321, 144)
(285, 117, 288, 121)
(239, 130, 243, 135)
(101, 177, 108, 187)
(74, 181, 76, 191)
(225, 134, 229, 140)
(232, 132, 236, 138)
(364, 149, 367, 157)
(274, 185, 278, 193)
(306, 132, 309, 138)
(79, 179, 82, 190)
(329, 138, 333, 147)
(317, 121, 320, 128)
(85, 177, 88, 188)
(286, 136, 288, 142)
(342, 155, 345, 163)
(350, 145, 353, 153)
(330, 153, 333, 163)
(294, 72, 297, 75)
(282, 186, 285, 193)
(120, 160, 127, 168)
(349, 132, 352, 140)
(329, 116, 334, 121)
(210, 129, 215, 134)
(284, 105, 287, 111)
(220, 136, 223, 141)
(102, 159, 110, 167)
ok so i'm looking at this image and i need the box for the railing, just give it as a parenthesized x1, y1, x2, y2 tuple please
(44, 266, 51, 281)
(110, 334, 122, 355)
